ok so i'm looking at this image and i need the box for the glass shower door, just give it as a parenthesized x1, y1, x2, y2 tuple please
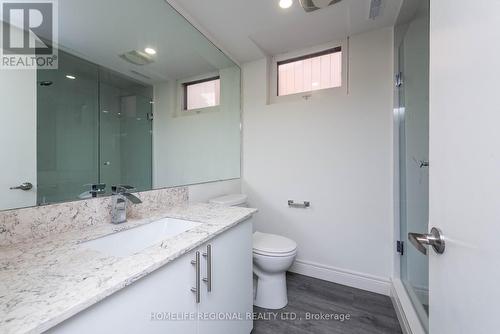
(115, 94, 152, 191)
(99, 69, 153, 194)
(37, 52, 99, 204)
(38, 51, 153, 204)
(397, 0, 430, 330)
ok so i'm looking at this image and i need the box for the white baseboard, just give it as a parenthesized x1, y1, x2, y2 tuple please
(289, 259, 391, 296)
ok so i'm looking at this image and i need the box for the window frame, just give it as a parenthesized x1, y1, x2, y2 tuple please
(182, 75, 221, 111)
(270, 40, 347, 104)
(276, 46, 342, 97)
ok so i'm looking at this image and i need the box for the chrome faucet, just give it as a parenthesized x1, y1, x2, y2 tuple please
(111, 185, 142, 224)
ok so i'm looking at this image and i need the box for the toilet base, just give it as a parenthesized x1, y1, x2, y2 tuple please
(253, 272, 288, 309)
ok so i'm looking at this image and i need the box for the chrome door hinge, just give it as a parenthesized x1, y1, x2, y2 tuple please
(396, 240, 404, 255)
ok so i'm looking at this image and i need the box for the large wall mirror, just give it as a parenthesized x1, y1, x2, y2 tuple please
(0, 0, 241, 211)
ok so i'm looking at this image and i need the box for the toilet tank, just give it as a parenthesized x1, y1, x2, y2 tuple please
(209, 194, 248, 207)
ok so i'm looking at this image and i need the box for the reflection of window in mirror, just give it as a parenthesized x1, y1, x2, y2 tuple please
(183, 76, 221, 111)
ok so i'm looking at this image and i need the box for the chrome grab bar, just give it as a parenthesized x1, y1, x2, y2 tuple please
(288, 200, 310, 208)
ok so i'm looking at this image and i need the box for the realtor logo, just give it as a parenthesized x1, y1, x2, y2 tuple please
(0, 0, 58, 69)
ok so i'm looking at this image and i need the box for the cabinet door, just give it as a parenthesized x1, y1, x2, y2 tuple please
(198, 219, 254, 334)
(47, 251, 199, 334)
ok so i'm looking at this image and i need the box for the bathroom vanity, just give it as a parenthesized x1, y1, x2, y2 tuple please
(0, 203, 256, 334)
(48, 219, 253, 334)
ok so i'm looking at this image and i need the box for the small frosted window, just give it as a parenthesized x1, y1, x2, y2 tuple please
(184, 77, 220, 110)
(278, 47, 341, 96)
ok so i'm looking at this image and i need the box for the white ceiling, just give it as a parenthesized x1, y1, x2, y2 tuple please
(168, 0, 403, 63)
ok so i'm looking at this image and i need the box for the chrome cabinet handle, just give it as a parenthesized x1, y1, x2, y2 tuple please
(202, 244, 212, 293)
(191, 251, 201, 303)
(10, 182, 33, 191)
(408, 227, 445, 255)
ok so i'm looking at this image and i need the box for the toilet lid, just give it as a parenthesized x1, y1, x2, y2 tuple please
(209, 194, 247, 206)
(253, 231, 297, 254)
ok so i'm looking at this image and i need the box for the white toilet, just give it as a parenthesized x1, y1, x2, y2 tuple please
(252, 231, 297, 309)
(209, 194, 297, 310)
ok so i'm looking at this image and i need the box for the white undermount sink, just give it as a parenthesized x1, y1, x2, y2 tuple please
(79, 218, 201, 257)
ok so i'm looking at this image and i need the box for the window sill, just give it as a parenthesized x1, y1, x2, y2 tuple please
(174, 105, 220, 117)
(269, 85, 345, 105)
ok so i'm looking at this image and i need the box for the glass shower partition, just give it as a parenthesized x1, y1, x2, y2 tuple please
(37, 50, 153, 204)
(98, 69, 153, 195)
(396, 0, 430, 330)
(37, 52, 99, 205)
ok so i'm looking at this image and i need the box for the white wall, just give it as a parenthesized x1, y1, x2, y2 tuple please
(153, 67, 241, 189)
(242, 27, 394, 294)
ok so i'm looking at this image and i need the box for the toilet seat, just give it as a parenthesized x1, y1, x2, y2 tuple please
(209, 194, 248, 206)
(253, 248, 297, 257)
(253, 231, 297, 256)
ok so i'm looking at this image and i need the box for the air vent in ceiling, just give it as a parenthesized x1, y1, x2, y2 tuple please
(299, 0, 342, 13)
(120, 50, 155, 66)
(369, 0, 383, 19)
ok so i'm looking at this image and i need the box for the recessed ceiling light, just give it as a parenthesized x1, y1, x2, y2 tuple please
(144, 47, 157, 55)
(279, 0, 293, 9)
(66, 75, 76, 80)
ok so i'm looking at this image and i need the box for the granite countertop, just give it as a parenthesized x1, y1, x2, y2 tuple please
(0, 203, 257, 334)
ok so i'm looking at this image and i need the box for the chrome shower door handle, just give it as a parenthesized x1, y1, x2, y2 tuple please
(408, 227, 445, 255)
(10, 182, 33, 191)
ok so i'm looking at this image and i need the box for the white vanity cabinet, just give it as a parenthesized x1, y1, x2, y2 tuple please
(198, 220, 254, 334)
(47, 218, 253, 334)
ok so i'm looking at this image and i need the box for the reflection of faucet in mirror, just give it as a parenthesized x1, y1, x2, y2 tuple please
(78, 184, 106, 199)
(90, 184, 106, 197)
(111, 185, 142, 224)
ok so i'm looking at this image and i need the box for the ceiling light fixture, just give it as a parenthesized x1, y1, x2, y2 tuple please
(279, 0, 293, 9)
(144, 47, 157, 55)
(65, 75, 76, 80)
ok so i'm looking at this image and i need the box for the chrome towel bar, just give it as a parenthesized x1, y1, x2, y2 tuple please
(288, 200, 310, 208)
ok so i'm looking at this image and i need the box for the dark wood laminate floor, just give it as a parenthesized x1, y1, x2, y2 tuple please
(252, 272, 402, 334)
